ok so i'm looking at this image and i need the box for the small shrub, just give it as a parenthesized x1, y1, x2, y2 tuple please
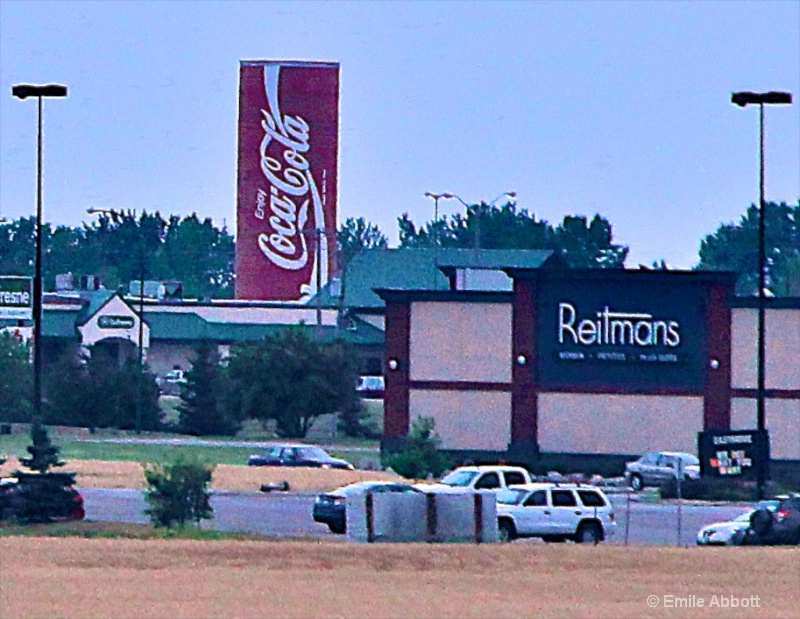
(382, 417, 451, 479)
(143, 458, 215, 528)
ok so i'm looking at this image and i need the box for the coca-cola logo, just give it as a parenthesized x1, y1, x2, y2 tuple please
(255, 65, 326, 277)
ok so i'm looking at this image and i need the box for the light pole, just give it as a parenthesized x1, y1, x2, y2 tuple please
(444, 191, 516, 248)
(731, 90, 793, 500)
(87, 207, 146, 434)
(12, 84, 68, 424)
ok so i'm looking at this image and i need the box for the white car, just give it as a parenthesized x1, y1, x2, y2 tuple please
(696, 510, 754, 546)
(416, 465, 532, 493)
(496, 483, 616, 543)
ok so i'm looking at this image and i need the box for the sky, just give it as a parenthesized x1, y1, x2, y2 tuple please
(1, 0, 798, 269)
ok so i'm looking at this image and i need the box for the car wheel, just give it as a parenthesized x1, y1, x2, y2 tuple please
(750, 509, 773, 537)
(575, 522, 601, 544)
(629, 474, 643, 492)
(498, 519, 516, 542)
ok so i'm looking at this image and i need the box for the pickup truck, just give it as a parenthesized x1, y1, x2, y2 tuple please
(416, 465, 533, 492)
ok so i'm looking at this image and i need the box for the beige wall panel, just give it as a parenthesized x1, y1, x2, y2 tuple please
(538, 393, 704, 455)
(731, 397, 800, 460)
(732, 308, 800, 389)
(730, 398, 757, 432)
(766, 400, 800, 460)
(410, 390, 511, 451)
(410, 302, 511, 383)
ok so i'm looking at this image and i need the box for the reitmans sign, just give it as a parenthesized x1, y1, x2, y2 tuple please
(0, 276, 33, 320)
(536, 278, 708, 391)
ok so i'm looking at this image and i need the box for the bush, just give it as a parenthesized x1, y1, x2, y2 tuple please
(143, 458, 215, 528)
(382, 417, 451, 479)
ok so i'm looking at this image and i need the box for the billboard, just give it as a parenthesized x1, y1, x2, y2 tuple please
(535, 278, 708, 391)
(0, 276, 32, 320)
(698, 430, 769, 479)
(236, 60, 340, 301)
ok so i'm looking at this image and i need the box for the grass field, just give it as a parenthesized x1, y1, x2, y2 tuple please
(1, 537, 797, 619)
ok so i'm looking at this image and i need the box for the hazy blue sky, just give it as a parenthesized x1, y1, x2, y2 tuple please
(1, 1, 798, 268)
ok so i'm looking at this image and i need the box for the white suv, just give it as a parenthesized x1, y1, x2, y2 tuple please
(496, 483, 616, 543)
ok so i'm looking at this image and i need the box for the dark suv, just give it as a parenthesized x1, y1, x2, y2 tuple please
(741, 494, 800, 545)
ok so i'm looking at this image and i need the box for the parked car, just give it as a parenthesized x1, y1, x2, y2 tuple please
(157, 369, 187, 395)
(356, 375, 385, 398)
(247, 444, 354, 470)
(741, 495, 800, 546)
(496, 483, 616, 543)
(313, 481, 422, 533)
(624, 451, 700, 491)
(696, 510, 755, 546)
(0, 476, 85, 523)
(416, 465, 532, 493)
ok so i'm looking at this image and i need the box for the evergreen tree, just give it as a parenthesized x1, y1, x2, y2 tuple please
(179, 341, 238, 436)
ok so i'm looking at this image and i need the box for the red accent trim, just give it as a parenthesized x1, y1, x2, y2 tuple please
(704, 284, 732, 430)
(384, 300, 410, 438)
(511, 278, 537, 443)
(731, 389, 800, 400)
(409, 381, 511, 392)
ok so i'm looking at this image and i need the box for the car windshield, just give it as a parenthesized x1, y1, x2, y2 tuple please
(734, 511, 755, 523)
(441, 470, 479, 487)
(496, 488, 527, 505)
(297, 447, 330, 460)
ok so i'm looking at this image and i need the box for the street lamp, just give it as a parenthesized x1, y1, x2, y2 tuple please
(731, 90, 793, 500)
(12, 83, 68, 424)
(87, 207, 146, 434)
(443, 191, 516, 248)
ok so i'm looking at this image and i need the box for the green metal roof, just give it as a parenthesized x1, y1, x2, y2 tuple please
(43, 309, 81, 338)
(342, 248, 560, 310)
(144, 312, 211, 341)
(75, 290, 117, 326)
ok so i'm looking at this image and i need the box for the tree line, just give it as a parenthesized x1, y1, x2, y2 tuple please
(0, 327, 367, 440)
(3, 200, 796, 296)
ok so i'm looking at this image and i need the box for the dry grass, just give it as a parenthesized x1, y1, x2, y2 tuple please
(0, 457, 403, 492)
(1, 538, 797, 619)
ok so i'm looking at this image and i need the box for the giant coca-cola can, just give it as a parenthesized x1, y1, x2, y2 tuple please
(236, 60, 340, 301)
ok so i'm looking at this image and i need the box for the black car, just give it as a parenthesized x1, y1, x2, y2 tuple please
(313, 481, 422, 534)
(741, 494, 800, 545)
(247, 444, 354, 470)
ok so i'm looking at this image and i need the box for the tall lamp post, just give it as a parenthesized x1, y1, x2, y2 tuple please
(12, 84, 68, 424)
(87, 207, 146, 434)
(444, 191, 516, 248)
(731, 90, 793, 500)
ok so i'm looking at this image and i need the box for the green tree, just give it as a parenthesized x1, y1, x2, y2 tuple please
(398, 202, 627, 268)
(45, 352, 161, 431)
(226, 326, 360, 438)
(144, 458, 215, 529)
(382, 417, 452, 479)
(337, 217, 388, 273)
(19, 420, 65, 474)
(697, 201, 800, 296)
(0, 333, 32, 423)
(179, 341, 238, 436)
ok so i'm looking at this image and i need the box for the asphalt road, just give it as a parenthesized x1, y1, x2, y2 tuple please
(81, 488, 752, 546)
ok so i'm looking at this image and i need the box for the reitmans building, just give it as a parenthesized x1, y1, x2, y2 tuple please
(8, 249, 798, 468)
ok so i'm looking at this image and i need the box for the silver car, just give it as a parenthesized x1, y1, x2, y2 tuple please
(625, 451, 700, 491)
